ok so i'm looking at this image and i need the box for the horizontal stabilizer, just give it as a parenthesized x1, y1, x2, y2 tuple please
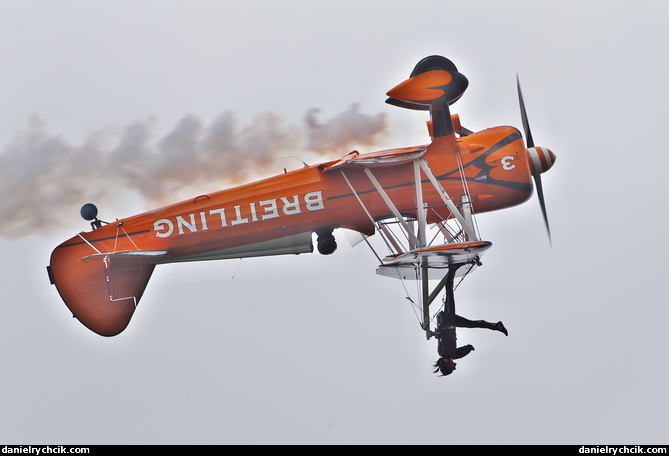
(83, 250, 168, 261)
(167, 232, 313, 263)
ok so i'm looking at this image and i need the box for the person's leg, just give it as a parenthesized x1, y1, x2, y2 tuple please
(454, 315, 508, 336)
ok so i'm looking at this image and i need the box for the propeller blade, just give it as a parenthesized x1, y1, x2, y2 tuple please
(532, 171, 552, 245)
(516, 75, 534, 148)
(518, 75, 552, 244)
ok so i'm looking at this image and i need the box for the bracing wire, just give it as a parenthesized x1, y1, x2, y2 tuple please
(228, 258, 243, 284)
(454, 147, 482, 240)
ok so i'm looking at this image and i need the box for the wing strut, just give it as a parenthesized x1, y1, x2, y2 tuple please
(414, 160, 428, 247)
(338, 170, 385, 263)
(341, 159, 488, 339)
(421, 257, 430, 333)
(416, 158, 478, 241)
(363, 168, 422, 248)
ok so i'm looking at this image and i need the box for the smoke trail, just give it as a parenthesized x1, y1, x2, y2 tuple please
(0, 104, 388, 238)
(305, 103, 388, 153)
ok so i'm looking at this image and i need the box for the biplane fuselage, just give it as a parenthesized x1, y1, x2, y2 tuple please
(49, 125, 531, 336)
(48, 55, 555, 338)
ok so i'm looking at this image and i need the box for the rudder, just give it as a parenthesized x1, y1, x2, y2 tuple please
(49, 239, 158, 336)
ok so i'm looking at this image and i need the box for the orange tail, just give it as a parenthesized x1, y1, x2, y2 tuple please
(48, 239, 158, 336)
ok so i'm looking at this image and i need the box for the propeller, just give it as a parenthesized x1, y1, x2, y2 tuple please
(516, 75, 556, 245)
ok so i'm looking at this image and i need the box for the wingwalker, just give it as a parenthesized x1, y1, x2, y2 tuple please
(47, 56, 555, 376)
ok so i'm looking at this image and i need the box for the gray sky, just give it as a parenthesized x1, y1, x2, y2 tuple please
(1, 0, 668, 444)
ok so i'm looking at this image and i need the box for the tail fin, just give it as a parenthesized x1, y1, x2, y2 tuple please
(49, 240, 164, 336)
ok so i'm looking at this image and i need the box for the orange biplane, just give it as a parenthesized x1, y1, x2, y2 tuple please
(47, 56, 555, 346)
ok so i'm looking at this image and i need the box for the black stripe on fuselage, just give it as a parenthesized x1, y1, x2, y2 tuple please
(327, 131, 530, 201)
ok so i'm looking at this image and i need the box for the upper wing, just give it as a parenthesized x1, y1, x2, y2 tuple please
(376, 241, 492, 280)
(322, 146, 427, 172)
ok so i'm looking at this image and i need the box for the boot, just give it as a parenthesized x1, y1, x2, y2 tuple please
(494, 321, 508, 336)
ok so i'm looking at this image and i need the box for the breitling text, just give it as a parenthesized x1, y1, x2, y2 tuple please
(153, 191, 325, 238)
